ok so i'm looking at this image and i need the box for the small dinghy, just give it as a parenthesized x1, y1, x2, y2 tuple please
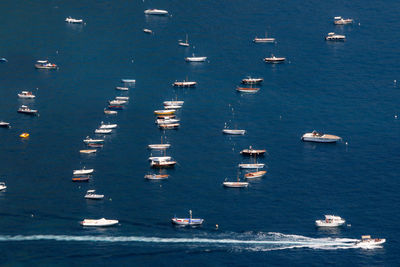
(18, 105, 38, 115)
(115, 86, 129, 91)
(108, 105, 124, 110)
(172, 210, 204, 226)
(222, 129, 246, 135)
(72, 176, 90, 182)
(80, 149, 97, 154)
(315, 215, 346, 227)
(18, 91, 36, 99)
(0, 182, 6, 191)
(83, 137, 104, 143)
(84, 190, 104, 200)
(99, 122, 117, 129)
(95, 129, 112, 134)
(244, 170, 267, 179)
(0, 121, 10, 128)
(73, 168, 94, 175)
(80, 218, 119, 227)
(144, 174, 169, 180)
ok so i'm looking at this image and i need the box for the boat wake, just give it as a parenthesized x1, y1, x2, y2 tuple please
(0, 232, 377, 251)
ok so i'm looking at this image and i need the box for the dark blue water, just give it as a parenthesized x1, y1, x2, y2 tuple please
(0, 0, 399, 265)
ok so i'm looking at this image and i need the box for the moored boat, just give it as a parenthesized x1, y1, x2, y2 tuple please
(99, 122, 118, 129)
(238, 163, 265, 169)
(164, 105, 182, 110)
(95, 129, 112, 134)
(301, 131, 341, 143)
(163, 100, 184, 106)
(159, 123, 180, 129)
(325, 32, 346, 41)
(87, 143, 103, 148)
(157, 114, 176, 119)
(109, 99, 127, 105)
(154, 109, 175, 115)
(315, 215, 346, 227)
(156, 118, 180, 124)
(0, 58, 8, 62)
(83, 137, 104, 143)
(80, 149, 97, 154)
(236, 86, 260, 93)
(240, 146, 266, 156)
(241, 77, 263, 84)
(104, 109, 118, 115)
(185, 54, 207, 62)
(108, 105, 124, 110)
(151, 160, 177, 168)
(145, 174, 169, 180)
(0, 182, 6, 191)
(144, 9, 168, 15)
(172, 80, 197, 87)
(264, 54, 286, 63)
(73, 168, 94, 175)
(0, 121, 10, 128)
(115, 96, 129, 100)
(148, 144, 171, 149)
(334, 16, 353, 25)
(65, 17, 83, 23)
(72, 176, 90, 182)
(244, 170, 267, 179)
(121, 79, 136, 83)
(179, 34, 190, 47)
(148, 156, 172, 161)
(80, 218, 119, 227)
(18, 91, 36, 99)
(172, 210, 204, 226)
(115, 86, 129, 91)
(222, 129, 246, 135)
(253, 32, 275, 43)
(20, 132, 29, 138)
(17, 105, 38, 115)
(35, 60, 57, 69)
(84, 190, 104, 200)
(143, 28, 153, 34)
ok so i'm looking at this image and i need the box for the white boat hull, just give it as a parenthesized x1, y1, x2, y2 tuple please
(223, 182, 249, 188)
(73, 169, 94, 175)
(315, 220, 345, 227)
(222, 129, 246, 135)
(80, 218, 118, 227)
(171, 218, 204, 225)
(301, 133, 341, 143)
(185, 57, 207, 62)
(238, 164, 265, 169)
(148, 144, 171, 149)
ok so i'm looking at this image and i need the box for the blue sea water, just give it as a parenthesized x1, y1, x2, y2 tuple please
(0, 0, 399, 265)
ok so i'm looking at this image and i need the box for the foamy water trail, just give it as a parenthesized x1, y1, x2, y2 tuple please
(0, 232, 373, 250)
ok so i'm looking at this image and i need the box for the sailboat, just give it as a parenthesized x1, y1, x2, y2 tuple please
(145, 169, 169, 180)
(179, 34, 190, 47)
(223, 172, 249, 188)
(238, 154, 265, 169)
(148, 136, 171, 150)
(253, 32, 276, 43)
(172, 210, 204, 226)
(236, 83, 260, 93)
(222, 108, 246, 134)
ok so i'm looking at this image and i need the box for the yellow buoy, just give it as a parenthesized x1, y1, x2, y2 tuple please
(20, 132, 29, 138)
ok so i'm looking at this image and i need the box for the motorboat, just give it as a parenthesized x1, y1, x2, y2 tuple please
(80, 218, 119, 227)
(238, 163, 265, 169)
(240, 146, 266, 156)
(148, 156, 172, 161)
(20, 132, 29, 138)
(264, 55, 286, 63)
(223, 175, 249, 188)
(159, 123, 180, 129)
(236, 87, 260, 93)
(143, 28, 153, 34)
(35, 60, 57, 69)
(104, 109, 118, 115)
(157, 114, 176, 119)
(179, 34, 190, 47)
(144, 9, 168, 15)
(148, 144, 171, 149)
(151, 160, 177, 168)
(79, 149, 97, 154)
(154, 109, 175, 115)
(17, 105, 38, 115)
(301, 131, 341, 143)
(65, 17, 83, 23)
(334, 16, 353, 25)
(245, 170, 267, 179)
(109, 100, 127, 105)
(0, 121, 10, 128)
(72, 176, 90, 182)
(115, 86, 129, 91)
(115, 96, 129, 100)
(172, 80, 197, 87)
(325, 32, 346, 41)
(99, 122, 117, 129)
(73, 168, 94, 175)
(84, 190, 104, 200)
(0, 58, 8, 62)
(156, 118, 180, 124)
(172, 210, 204, 226)
(315, 215, 346, 227)
(95, 129, 112, 134)
(0, 182, 6, 191)
(222, 129, 246, 135)
(108, 105, 124, 110)
(241, 77, 263, 84)
(145, 174, 169, 180)
(18, 91, 36, 99)
(88, 143, 103, 148)
(164, 105, 182, 110)
(185, 55, 207, 62)
(164, 100, 184, 106)
(253, 32, 275, 43)
(355, 235, 386, 248)
(83, 137, 104, 143)
(121, 79, 136, 83)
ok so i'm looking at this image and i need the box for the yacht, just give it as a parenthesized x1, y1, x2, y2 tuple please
(164, 100, 184, 106)
(154, 109, 176, 115)
(35, 60, 57, 69)
(115, 86, 129, 91)
(115, 96, 129, 100)
(121, 79, 136, 83)
(148, 144, 171, 150)
(315, 215, 346, 227)
(355, 235, 386, 248)
(0, 182, 6, 191)
(156, 118, 180, 124)
(83, 137, 104, 143)
(301, 131, 341, 143)
(334, 16, 353, 25)
(264, 54, 286, 63)
(109, 99, 127, 105)
(18, 91, 36, 99)
(104, 109, 118, 115)
(144, 9, 168, 15)
(164, 105, 182, 110)
(65, 17, 83, 23)
(223, 175, 249, 188)
(84, 190, 104, 200)
(325, 32, 346, 41)
(172, 210, 204, 226)
(17, 105, 38, 115)
(151, 159, 176, 168)
(80, 218, 119, 227)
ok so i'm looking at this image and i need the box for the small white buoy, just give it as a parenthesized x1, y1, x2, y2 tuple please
(131, 59, 134, 63)
(160, 185, 162, 187)
(31, 214, 34, 218)
(358, 23, 361, 26)
(345, 142, 348, 145)
(279, 115, 282, 120)
(395, 115, 398, 119)
(216, 224, 219, 230)
(56, 50, 58, 54)
(109, 198, 112, 201)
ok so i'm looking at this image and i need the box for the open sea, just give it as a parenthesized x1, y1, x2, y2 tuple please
(0, 0, 399, 265)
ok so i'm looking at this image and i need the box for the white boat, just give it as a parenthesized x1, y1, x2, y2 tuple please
(116, 86, 129, 91)
(156, 118, 180, 124)
(65, 17, 83, 23)
(148, 144, 171, 150)
(315, 215, 346, 227)
(99, 122, 118, 129)
(238, 163, 265, 169)
(18, 91, 36, 99)
(301, 131, 341, 143)
(35, 60, 57, 69)
(223, 181, 249, 188)
(115, 96, 129, 100)
(121, 79, 136, 83)
(240, 146, 266, 156)
(154, 109, 176, 115)
(355, 235, 386, 248)
(144, 9, 168, 15)
(0, 182, 6, 191)
(17, 105, 38, 115)
(79, 149, 97, 154)
(172, 80, 197, 87)
(144, 173, 169, 180)
(159, 123, 180, 129)
(185, 54, 207, 62)
(84, 190, 104, 200)
(104, 109, 118, 115)
(325, 32, 346, 41)
(244, 170, 267, 179)
(80, 218, 119, 227)
(236, 86, 260, 93)
(95, 129, 112, 134)
(151, 160, 177, 168)
(264, 54, 286, 63)
(143, 28, 153, 34)
(164, 105, 182, 110)
(222, 129, 246, 135)
(172, 210, 204, 226)
(179, 34, 190, 47)
(334, 16, 353, 25)
(83, 137, 104, 143)
(148, 156, 172, 161)
(0, 121, 10, 128)
(241, 77, 263, 84)
(253, 32, 275, 43)
(163, 100, 184, 106)
(73, 168, 94, 175)
(109, 100, 127, 105)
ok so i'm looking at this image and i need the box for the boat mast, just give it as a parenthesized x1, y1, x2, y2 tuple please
(189, 210, 192, 223)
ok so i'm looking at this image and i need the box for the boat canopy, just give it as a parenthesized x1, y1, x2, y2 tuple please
(37, 60, 48, 63)
(334, 16, 342, 19)
(361, 235, 371, 239)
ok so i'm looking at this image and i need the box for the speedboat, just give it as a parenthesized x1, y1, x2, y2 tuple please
(144, 174, 169, 180)
(84, 190, 104, 200)
(72, 176, 90, 182)
(242, 77, 263, 84)
(253, 32, 275, 43)
(172, 80, 197, 87)
(151, 160, 176, 168)
(17, 105, 38, 115)
(73, 168, 94, 175)
(355, 236, 386, 248)
(315, 215, 346, 227)
(164, 100, 184, 106)
(104, 109, 118, 115)
(109, 100, 127, 105)
(143, 28, 153, 34)
(240, 146, 266, 156)
(172, 210, 204, 226)
(80, 218, 119, 227)
(159, 123, 180, 129)
(301, 131, 341, 143)
(35, 60, 57, 69)
(83, 137, 104, 143)
(179, 34, 190, 47)
(245, 170, 267, 179)
(121, 79, 136, 83)
(79, 149, 97, 154)
(115, 86, 129, 91)
(156, 118, 180, 124)
(154, 109, 175, 115)
(65, 17, 83, 23)
(264, 55, 286, 63)
(334, 16, 353, 25)
(144, 9, 168, 15)
(325, 32, 346, 41)
(148, 156, 172, 161)
(0, 121, 10, 128)
(115, 96, 129, 100)
(18, 91, 36, 99)
(185, 54, 207, 62)
(95, 129, 112, 134)
(236, 87, 260, 93)
(148, 144, 171, 150)
(99, 122, 117, 129)
(238, 163, 265, 169)
(0, 182, 6, 191)
(222, 129, 246, 135)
